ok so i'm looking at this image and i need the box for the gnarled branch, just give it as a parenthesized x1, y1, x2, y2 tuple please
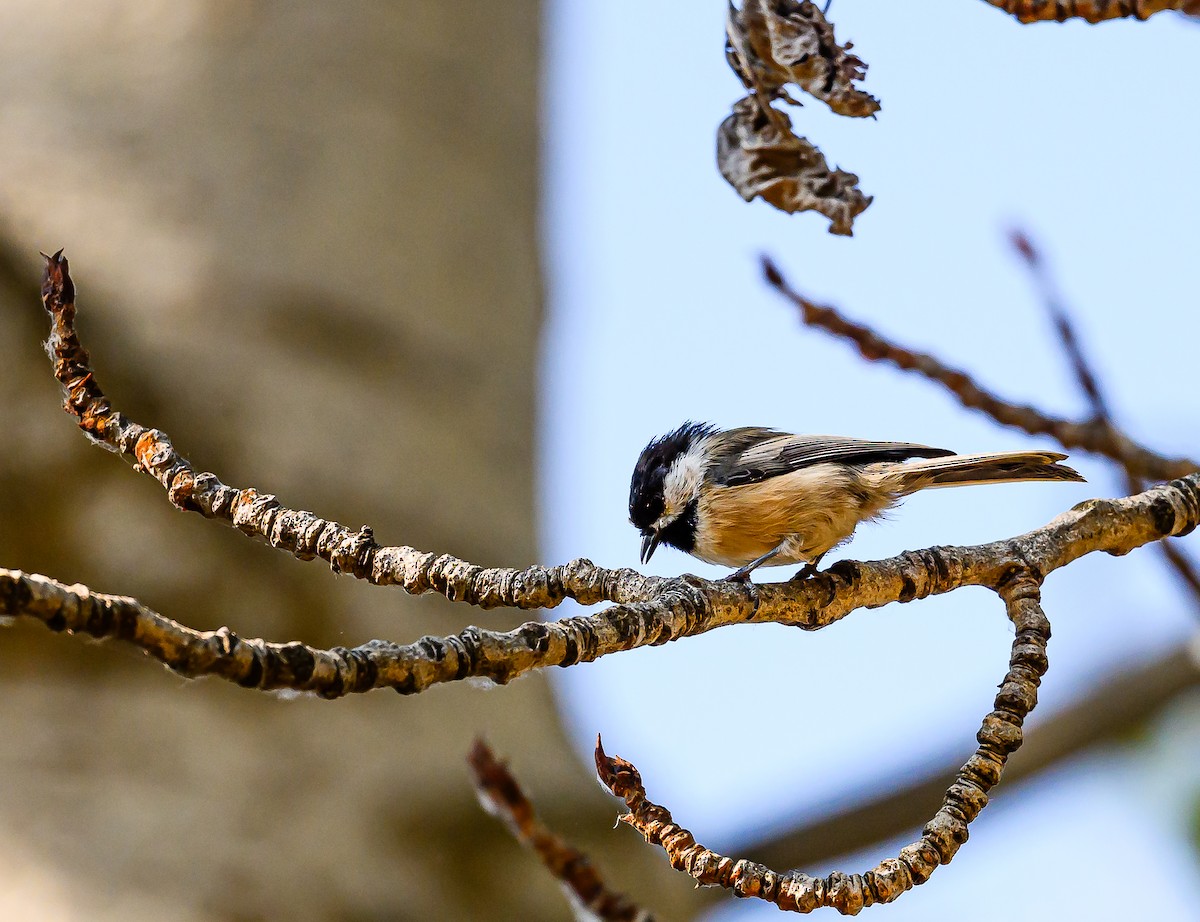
(726, 637, 1200, 874)
(724, 235, 1200, 876)
(27, 252, 1200, 916)
(39, 250, 664, 612)
(4, 467, 1198, 695)
(598, 578, 1047, 914)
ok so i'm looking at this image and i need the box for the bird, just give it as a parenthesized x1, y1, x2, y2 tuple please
(628, 422, 1085, 581)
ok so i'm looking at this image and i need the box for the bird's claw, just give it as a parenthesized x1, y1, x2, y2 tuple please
(789, 563, 819, 582)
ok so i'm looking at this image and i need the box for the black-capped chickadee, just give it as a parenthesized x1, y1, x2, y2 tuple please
(628, 422, 1085, 581)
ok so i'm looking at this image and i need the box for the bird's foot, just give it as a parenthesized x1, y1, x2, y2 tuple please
(722, 567, 755, 584)
(789, 562, 821, 582)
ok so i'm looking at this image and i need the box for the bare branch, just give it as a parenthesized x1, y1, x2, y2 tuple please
(29, 250, 1200, 913)
(39, 250, 664, 612)
(1009, 228, 1200, 608)
(719, 237, 1200, 872)
(1009, 230, 1111, 422)
(5, 470, 1198, 694)
(731, 639, 1200, 872)
(1158, 539, 1200, 599)
(596, 579, 1048, 914)
(28, 252, 1200, 714)
(469, 740, 655, 922)
(761, 255, 1198, 481)
(0, 565, 752, 695)
(981, 0, 1193, 23)
(694, 241, 1200, 878)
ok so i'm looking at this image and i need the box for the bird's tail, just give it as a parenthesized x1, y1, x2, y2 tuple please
(885, 450, 1085, 494)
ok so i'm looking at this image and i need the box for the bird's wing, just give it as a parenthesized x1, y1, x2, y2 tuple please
(708, 430, 956, 487)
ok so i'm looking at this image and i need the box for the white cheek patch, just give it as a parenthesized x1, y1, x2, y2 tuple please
(655, 449, 705, 528)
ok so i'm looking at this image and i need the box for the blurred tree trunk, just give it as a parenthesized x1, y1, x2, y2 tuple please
(0, 4, 699, 918)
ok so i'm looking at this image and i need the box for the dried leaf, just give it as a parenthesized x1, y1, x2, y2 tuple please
(717, 96, 871, 235)
(725, 0, 879, 118)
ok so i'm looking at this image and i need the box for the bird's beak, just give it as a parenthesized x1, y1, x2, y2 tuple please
(640, 530, 661, 565)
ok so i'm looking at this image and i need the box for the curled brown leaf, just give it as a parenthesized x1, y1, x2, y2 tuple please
(717, 96, 871, 236)
(726, 0, 880, 118)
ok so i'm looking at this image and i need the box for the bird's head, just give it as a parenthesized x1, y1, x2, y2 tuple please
(628, 422, 714, 564)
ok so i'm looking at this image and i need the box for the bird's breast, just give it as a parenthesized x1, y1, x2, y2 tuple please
(691, 464, 887, 567)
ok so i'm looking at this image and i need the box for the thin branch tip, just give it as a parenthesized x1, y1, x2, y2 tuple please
(594, 733, 610, 779)
(764, 258, 1197, 480)
(760, 253, 783, 286)
(1007, 227, 1040, 265)
(42, 248, 67, 272)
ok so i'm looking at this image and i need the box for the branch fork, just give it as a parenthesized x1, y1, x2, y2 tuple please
(22, 251, 1199, 914)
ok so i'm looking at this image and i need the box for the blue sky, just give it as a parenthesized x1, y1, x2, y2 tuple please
(541, 2, 1200, 918)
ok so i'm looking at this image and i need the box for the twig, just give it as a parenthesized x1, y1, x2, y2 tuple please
(709, 237, 1200, 876)
(1009, 230, 1111, 421)
(469, 740, 654, 922)
(1010, 228, 1200, 607)
(761, 255, 1198, 482)
(597, 579, 1048, 914)
(981, 0, 1192, 22)
(0, 566, 733, 695)
(1014, 229, 1200, 599)
(28, 250, 1200, 913)
(38, 250, 664, 612)
(1159, 540, 1200, 599)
